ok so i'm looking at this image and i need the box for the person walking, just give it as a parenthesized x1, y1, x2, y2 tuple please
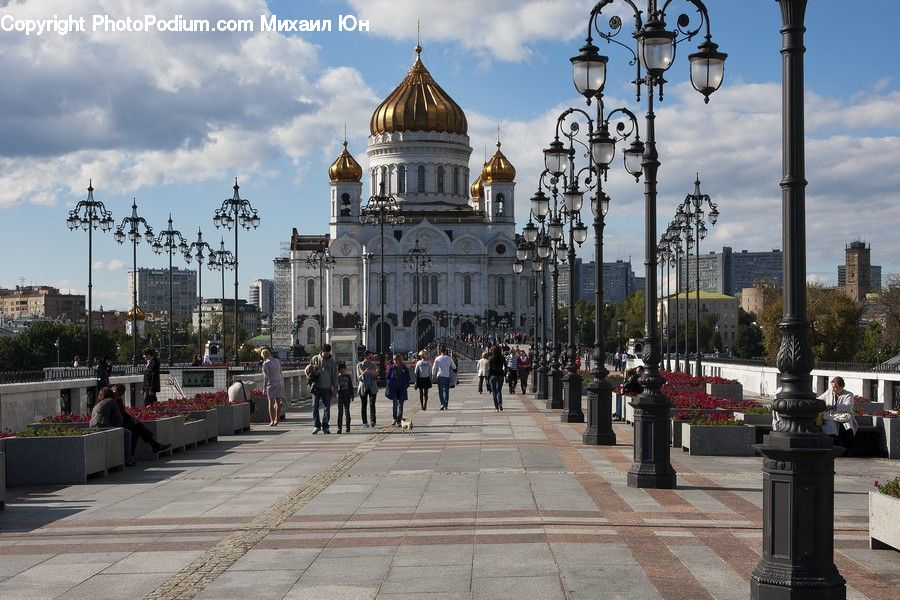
(261, 348, 284, 427)
(413, 350, 432, 410)
(141, 347, 160, 406)
(305, 343, 338, 434)
(487, 346, 505, 412)
(516, 349, 532, 394)
(505, 348, 518, 394)
(336, 363, 353, 433)
(476, 350, 490, 394)
(356, 351, 379, 428)
(431, 345, 457, 410)
(386, 353, 411, 426)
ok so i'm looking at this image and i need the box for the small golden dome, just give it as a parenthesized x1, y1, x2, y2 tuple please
(328, 141, 363, 182)
(482, 140, 516, 183)
(370, 46, 467, 136)
(126, 306, 146, 320)
(469, 167, 485, 200)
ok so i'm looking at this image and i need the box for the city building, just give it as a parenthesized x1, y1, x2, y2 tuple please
(0, 286, 85, 322)
(249, 278, 275, 316)
(273, 43, 530, 359)
(127, 267, 197, 320)
(191, 298, 261, 338)
(682, 246, 782, 296)
(658, 291, 739, 351)
(838, 241, 881, 301)
(558, 258, 642, 306)
(739, 286, 766, 316)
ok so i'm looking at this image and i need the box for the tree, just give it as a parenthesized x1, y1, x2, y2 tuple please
(757, 283, 864, 362)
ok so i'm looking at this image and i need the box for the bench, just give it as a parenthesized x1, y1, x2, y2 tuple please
(749, 423, 880, 456)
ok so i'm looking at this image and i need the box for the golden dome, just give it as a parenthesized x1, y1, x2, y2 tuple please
(370, 46, 467, 136)
(469, 167, 485, 200)
(482, 140, 516, 182)
(328, 141, 363, 182)
(126, 306, 146, 320)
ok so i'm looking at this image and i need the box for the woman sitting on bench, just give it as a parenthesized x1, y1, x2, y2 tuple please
(818, 376, 858, 451)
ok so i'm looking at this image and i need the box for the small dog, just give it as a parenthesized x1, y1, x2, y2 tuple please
(400, 419, 413, 431)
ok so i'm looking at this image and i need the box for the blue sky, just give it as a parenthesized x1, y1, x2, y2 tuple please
(0, 0, 898, 310)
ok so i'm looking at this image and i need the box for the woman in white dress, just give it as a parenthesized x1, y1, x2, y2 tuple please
(261, 348, 285, 427)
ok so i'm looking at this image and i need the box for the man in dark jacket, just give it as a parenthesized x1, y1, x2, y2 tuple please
(142, 347, 161, 405)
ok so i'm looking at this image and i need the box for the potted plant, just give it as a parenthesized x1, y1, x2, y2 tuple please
(870, 477, 900, 550)
(4, 426, 116, 485)
(682, 412, 756, 456)
(733, 404, 773, 425)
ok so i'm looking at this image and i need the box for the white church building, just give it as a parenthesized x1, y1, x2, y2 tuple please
(273, 44, 534, 359)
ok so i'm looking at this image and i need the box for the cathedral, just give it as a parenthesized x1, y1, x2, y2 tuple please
(273, 44, 533, 360)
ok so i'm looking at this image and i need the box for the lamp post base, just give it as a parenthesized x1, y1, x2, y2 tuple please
(536, 366, 549, 401)
(750, 432, 846, 600)
(627, 393, 676, 489)
(583, 381, 616, 445)
(561, 371, 584, 423)
(546, 368, 563, 409)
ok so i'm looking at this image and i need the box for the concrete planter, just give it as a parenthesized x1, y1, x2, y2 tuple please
(682, 423, 756, 456)
(706, 382, 743, 401)
(856, 415, 874, 427)
(4, 430, 111, 485)
(215, 405, 235, 437)
(135, 416, 180, 461)
(190, 409, 218, 442)
(869, 491, 900, 550)
(29, 423, 123, 471)
(250, 395, 287, 423)
(733, 412, 773, 426)
(875, 417, 900, 459)
(234, 403, 251, 432)
(183, 419, 206, 447)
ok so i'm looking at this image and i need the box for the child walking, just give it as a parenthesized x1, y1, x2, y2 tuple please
(336, 363, 353, 434)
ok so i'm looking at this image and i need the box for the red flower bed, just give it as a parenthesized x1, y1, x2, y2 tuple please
(873, 410, 898, 419)
(1, 427, 15, 438)
(125, 406, 176, 422)
(38, 413, 91, 424)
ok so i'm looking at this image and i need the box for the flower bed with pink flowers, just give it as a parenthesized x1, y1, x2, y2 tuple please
(38, 413, 91, 424)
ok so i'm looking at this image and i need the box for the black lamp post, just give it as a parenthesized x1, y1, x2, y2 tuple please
(677, 175, 718, 375)
(207, 238, 235, 363)
(183, 229, 214, 358)
(66, 181, 114, 363)
(578, 0, 726, 488)
(528, 188, 553, 402)
(750, 1, 845, 598)
(305, 241, 336, 348)
(114, 199, 154, 365)
(403, 237, 432, 352)
(361, 183, 404, 384)
(213, 179, 260, 366)
(151, 215, 189, 366)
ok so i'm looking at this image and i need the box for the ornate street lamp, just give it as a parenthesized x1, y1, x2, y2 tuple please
(183, 229, 214, 358)
(677, 175, 717, 375)
(361, 183, 404, 384)
(151, 215, 189, 366)
(114, 199, 154, 365)
(207, 238, 235, 362)
(305, 241, 336, 348)
(213, 178, 260, 365)
(403, 237, 432, 352)
(66, 181, 114, 363)
(751, 2, 845, 597)
(579, 0, 726, 488)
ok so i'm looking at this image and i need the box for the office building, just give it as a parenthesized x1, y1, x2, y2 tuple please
(249, 278, 275, 316)
(127, 267, 197, 320)
(0, 286, 85, 322)
(682, 246, 782, 296)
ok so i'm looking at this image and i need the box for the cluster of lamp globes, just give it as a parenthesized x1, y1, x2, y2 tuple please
(513, 7, 726, 276)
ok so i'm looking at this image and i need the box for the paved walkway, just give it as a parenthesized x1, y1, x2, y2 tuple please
(1, 371, 899, 599)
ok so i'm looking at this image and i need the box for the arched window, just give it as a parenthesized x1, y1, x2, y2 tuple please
(496, 193, 505, 216)
(453, 167, 460, 195)
(431, 274, 439, 304)
(398, 165, 406, 193)
(380, 166, 389, 193)
(421, 274, 430, 305)
(340, 193, 351, 217)
(306, 280, 315, 308)
(437, 166, 445, 193)
(463, 274, 472, 305)
(306, 326, 315, 346)
(341, 277, 351, 306)
(417, 165, 426, 192)
(497, 277, 506, 306)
